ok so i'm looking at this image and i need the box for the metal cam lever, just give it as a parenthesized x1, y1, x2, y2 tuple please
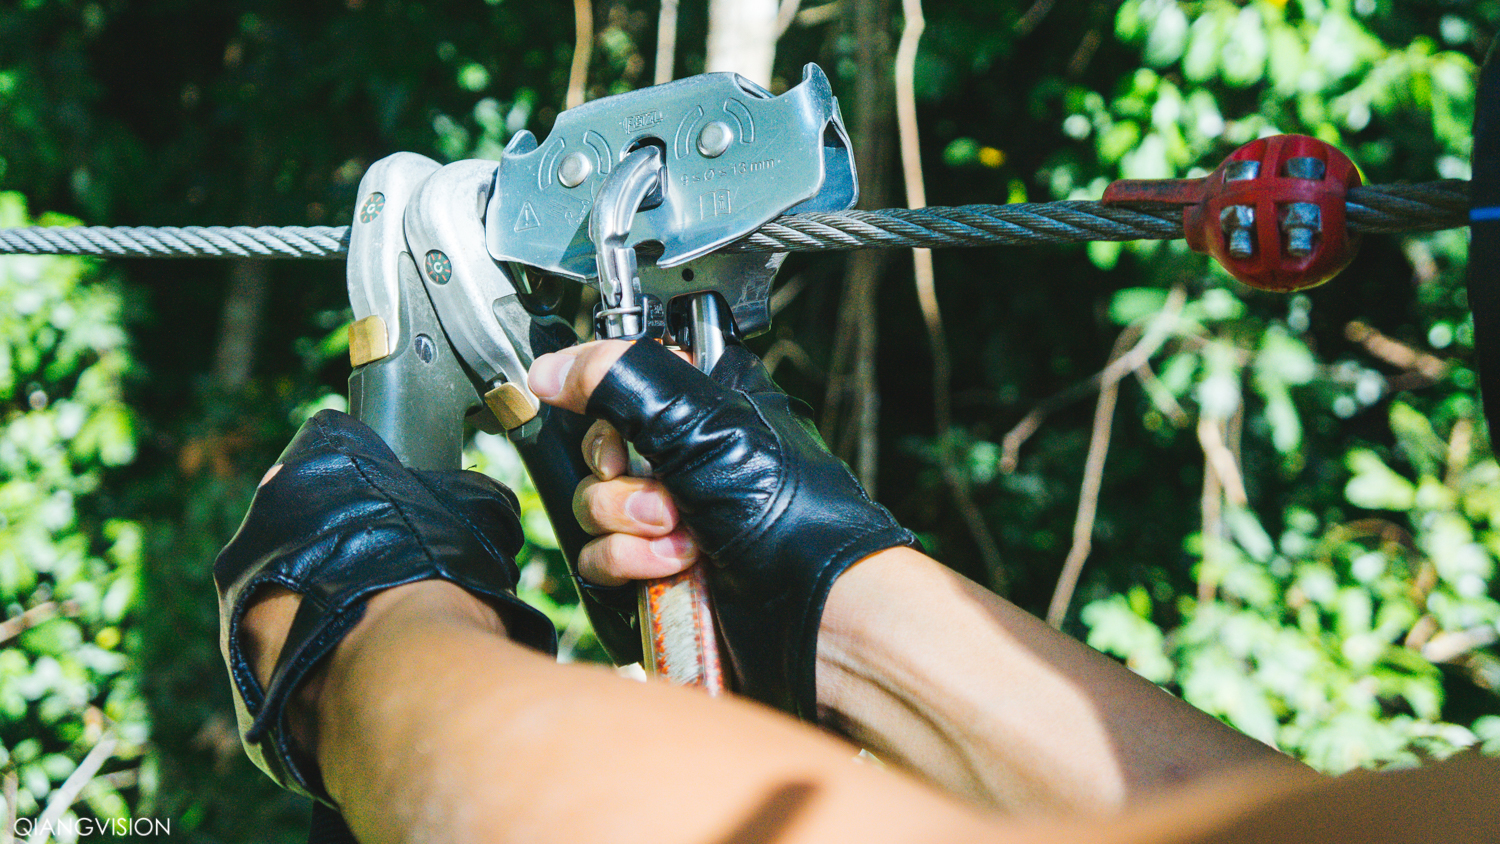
(591, 145, 728, 693)
(345, 153, 639, 661)
(346, 152, 478, 471)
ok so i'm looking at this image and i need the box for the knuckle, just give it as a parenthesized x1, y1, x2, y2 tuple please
(598, 533, 644, 579)
(573, 477, 605, 534)
(579, 340, 632, 396)
(577, 538, 628, 587)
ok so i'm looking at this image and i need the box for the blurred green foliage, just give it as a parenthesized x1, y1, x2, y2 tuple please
(1041, 0, 1499, 773)
(0, 192, 148, 836)
(0, 0, 1498, 839)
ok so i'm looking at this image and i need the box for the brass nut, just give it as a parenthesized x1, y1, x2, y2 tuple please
(348, 315, 391, 367)
(484, 382, 540, 430)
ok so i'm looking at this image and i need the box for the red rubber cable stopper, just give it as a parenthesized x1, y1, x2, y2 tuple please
(1104, 135, 1362, 292)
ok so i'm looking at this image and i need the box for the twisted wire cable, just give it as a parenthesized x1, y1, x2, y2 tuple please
(0, 181, 1470, 260)
(1344, 180, 1469, 233)
(0, 225, 351, 260)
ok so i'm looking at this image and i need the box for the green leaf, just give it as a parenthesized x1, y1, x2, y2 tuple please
(1225, 506, 1275, 563)
(1256, 326, 1316, 385)
(1221, 7, 1269, 85)
(943, 137, 980, 167)
(1345, 450, 1417, 511)
(18, 618, 84, 658)
(1143, 2, 1190, 67)
(1087, 240, 1122, 271)
(1109, 288, 1169, 325)
(1082, 595, 1174, 683)
(1183, 7, 1231, 83)
(1473, 715, 1500, 754)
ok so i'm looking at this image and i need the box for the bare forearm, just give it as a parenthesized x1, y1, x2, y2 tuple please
(314, 582, 997, 844)
(279, 580, 1500, 844)
(816, 548, 1311, 815)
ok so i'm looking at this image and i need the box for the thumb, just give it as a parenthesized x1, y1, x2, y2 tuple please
(578, 340, 726, 445)
(528, 339, 636, 415)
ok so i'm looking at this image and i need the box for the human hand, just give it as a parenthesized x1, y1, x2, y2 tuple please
(529, 339, 918, 721)
(569, 392, 701, 588)
(214, 410, 555, 805)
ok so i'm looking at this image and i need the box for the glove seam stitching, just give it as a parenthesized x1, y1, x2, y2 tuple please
(347, 454, 441, 568)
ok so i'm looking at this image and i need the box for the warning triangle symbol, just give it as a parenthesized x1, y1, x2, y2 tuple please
(515, 201, 541, 232)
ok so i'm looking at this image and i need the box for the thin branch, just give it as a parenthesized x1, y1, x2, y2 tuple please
(27, 731, 117, 844)
(1404, 613, 1439, 652)
(1410, 557, 1440, 607)
(567, 0, 594, 109)
(89, 769, 138, 791)
(1002, 286, 1186, 473)
(1227, 400, 1243, 476)
(857, 352, 880, 495)
(909, 249, 945, 421)
(1197, 416, 1248, 507)
(774, 0, 804, 36)
(819, 0, 889, 491)
(999, 365, 1120, 474)
(895, 0, 948, 436)
(654, 0, 680, 85)
(4, 772, 16, 844)
(795, 2, 842, 26)
(1133, 361, 1189, 426)
(1012, 0, 1056, 35)
(1453, 650, 1500, 692)
(0, 602, 78, 647)
(761, 338, 821, 379)
(1345, 320, 1449, 382)
(1042, 288, 1189, 626)
(1422, 625, 1500, 663)
(1046, 362, 1118, 628)
(944, 464, 1008, 591)
(769, 272, 813, 316)
(1066, 26, 1103, 77)
(1445, 417, 1473, 488)
(893, 0, 1001, 585)
(1197, 448, 1223, 604)
(820, 296, 857, 443)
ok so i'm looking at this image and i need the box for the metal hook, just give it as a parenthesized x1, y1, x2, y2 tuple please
(589, 145, 665, 339)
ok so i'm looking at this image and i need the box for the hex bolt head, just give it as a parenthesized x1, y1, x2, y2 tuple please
(557, 152, 593, 188)
(1284, 157, 1326, 181)
(1280, 202, 1321, 257)
(1224, 160, 1261, 181)
(1220, 204, 1256, 258)
(697, 121, 734, 158)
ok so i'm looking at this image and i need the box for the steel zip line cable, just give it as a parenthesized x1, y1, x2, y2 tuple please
(0, 180, 1469, 261)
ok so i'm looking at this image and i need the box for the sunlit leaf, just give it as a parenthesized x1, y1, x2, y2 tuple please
(1345, 450, 1417, 511)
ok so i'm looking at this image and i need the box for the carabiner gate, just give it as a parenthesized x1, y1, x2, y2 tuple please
(589, 145, 666, 340)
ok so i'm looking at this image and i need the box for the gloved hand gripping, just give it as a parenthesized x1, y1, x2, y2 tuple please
(586, 342, 919, 721)
(214, 410, 556, 805)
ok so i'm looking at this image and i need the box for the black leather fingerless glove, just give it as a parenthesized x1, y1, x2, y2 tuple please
(214, 410, 556, 805)
(587, 341, 919, 721)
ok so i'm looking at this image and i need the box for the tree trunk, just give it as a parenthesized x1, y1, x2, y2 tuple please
(705, 0, 777, 87)
(819, 0, 892, 493)
(211, 130, 272, 392)
(212, 260, 269, 390)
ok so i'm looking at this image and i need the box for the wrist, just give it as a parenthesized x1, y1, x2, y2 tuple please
(813, 546, 915, 723)
(242, 581, 507, 760)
